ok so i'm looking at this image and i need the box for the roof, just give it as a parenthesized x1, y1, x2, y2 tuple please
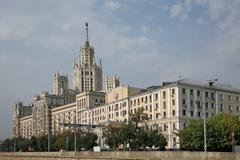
(172, 78, 240, 93)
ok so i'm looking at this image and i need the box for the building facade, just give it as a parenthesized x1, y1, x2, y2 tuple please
(73, 23, 102, 93)
(105, 76, 120, 92)
(12, 23, 240, 149)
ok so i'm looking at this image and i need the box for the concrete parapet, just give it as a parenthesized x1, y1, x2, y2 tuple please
(0, 151, 239, 160)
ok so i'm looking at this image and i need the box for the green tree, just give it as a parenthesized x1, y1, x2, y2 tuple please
(207, 114, 240, 151)
(0, 138, 13, 152)
(103, 124, 121, 149)
(82, 131, 98, 150)
(17, 138, 31, 151)
(178, 120, 204, 150)
(103, 108, 167, 150)
(147, 128, 167, 150)
(179, 114, 240, 151)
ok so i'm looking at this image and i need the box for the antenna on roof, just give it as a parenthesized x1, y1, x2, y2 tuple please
(178, 75, 182, 80)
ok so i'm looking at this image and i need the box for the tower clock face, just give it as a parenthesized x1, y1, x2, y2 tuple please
(115, 93, 119, 100)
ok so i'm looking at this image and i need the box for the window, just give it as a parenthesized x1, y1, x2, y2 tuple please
(228, 105, 232, 112)
(183, 110, 186, 116)
(237, 106, 239, 112)
(211, 103, 214, 109)
(206, 112, 209, 118)
(197, 90, 201, 96)
(163, 91, 166, 98)
(205, 102, 208, 110)
(164, 124, 168, 131)
(163, 112, 166, 118)
(228, 95, 231, 101)
(172, 99, 175, 106)
(220, 104, 223, 112)
(237, 96, 239, 102)
(211, 92, 214, 99)
(145, 96, 148, 103)
(205, 92, 208, 97)
(163, 101, 166, 108)
(173, 123, 176, 130)
(172, 110, 176, 116)
(198, 112, 201, 117)
(220, 94, 223, 101)
(190, 89, 193, 96)
(156, 113, 159, 118)
(155, 93, 158, 100)
(190, 111, 194, 117)
(155, 103, 159, 110)
(190, 100, 193, 106)
(182, 88, 186, 94)
(182, 99, 186, 105)
(172, 89, 175, 95)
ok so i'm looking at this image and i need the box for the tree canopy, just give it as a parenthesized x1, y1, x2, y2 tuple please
(178, 114, 240, 151)
(103, 108, 167, 150)
(0, 130, 98, 152)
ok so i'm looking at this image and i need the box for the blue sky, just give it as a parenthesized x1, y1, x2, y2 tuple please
(0, 0, 240, 139)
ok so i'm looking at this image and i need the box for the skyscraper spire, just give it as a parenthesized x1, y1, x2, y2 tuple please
(85, 22, 89, 45)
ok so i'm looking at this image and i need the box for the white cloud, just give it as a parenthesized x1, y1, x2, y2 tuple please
(157, 27, 164, 32)
(0, 53, 7, 63)
(170, 4, 184, 17)
(159, 4, 168, 11)
(103, 0, 122, 11)
(181, 14, 189, 20)
(196, 17, 204, 24)
(141, 25, 149, 32)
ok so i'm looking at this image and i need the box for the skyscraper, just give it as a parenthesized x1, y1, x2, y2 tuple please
(73, 23, 102, 92)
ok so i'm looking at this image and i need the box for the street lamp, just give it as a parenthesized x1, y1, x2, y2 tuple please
(74, 110, 77, 152)
(203, 79, 218, 152)
(13, 137, 16, 152)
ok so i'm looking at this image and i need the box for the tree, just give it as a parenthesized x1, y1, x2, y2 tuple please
(17, 138, 30, 151)
(147, 128, 167, 150)
(82, 131, 98, 150)
(103, 124, 121, 149)
(178, 114, 240, 151)
(178, 120, 204, 150)
(0, 138, 13, 152)
(207, 114, 240, 151)
(103, 108, 167, 150)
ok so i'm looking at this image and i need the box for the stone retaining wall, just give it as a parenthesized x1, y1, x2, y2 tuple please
(0, 151, 239, 160)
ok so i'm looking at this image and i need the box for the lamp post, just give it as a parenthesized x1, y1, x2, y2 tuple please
(203, 79, 218, 152)
(13, 137, 16, 152)
(47, 105, 51, 152)
(74, 110, 77, 152)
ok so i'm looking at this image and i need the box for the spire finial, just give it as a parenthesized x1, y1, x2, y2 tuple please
(85, 22, 89, 45)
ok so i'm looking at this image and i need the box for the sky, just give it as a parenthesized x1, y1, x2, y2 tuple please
(0, 0, 240, 139)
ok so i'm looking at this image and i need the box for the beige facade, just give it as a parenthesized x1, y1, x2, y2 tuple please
(105, 76, 120, 92)
(12, 23, 240, 149)
(51, 102, 76, 134)
(19, 116, 33, 139)
(73, 23, 102, 93)
(53, 73, 68, 96)
(13, 79, 240, 149)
